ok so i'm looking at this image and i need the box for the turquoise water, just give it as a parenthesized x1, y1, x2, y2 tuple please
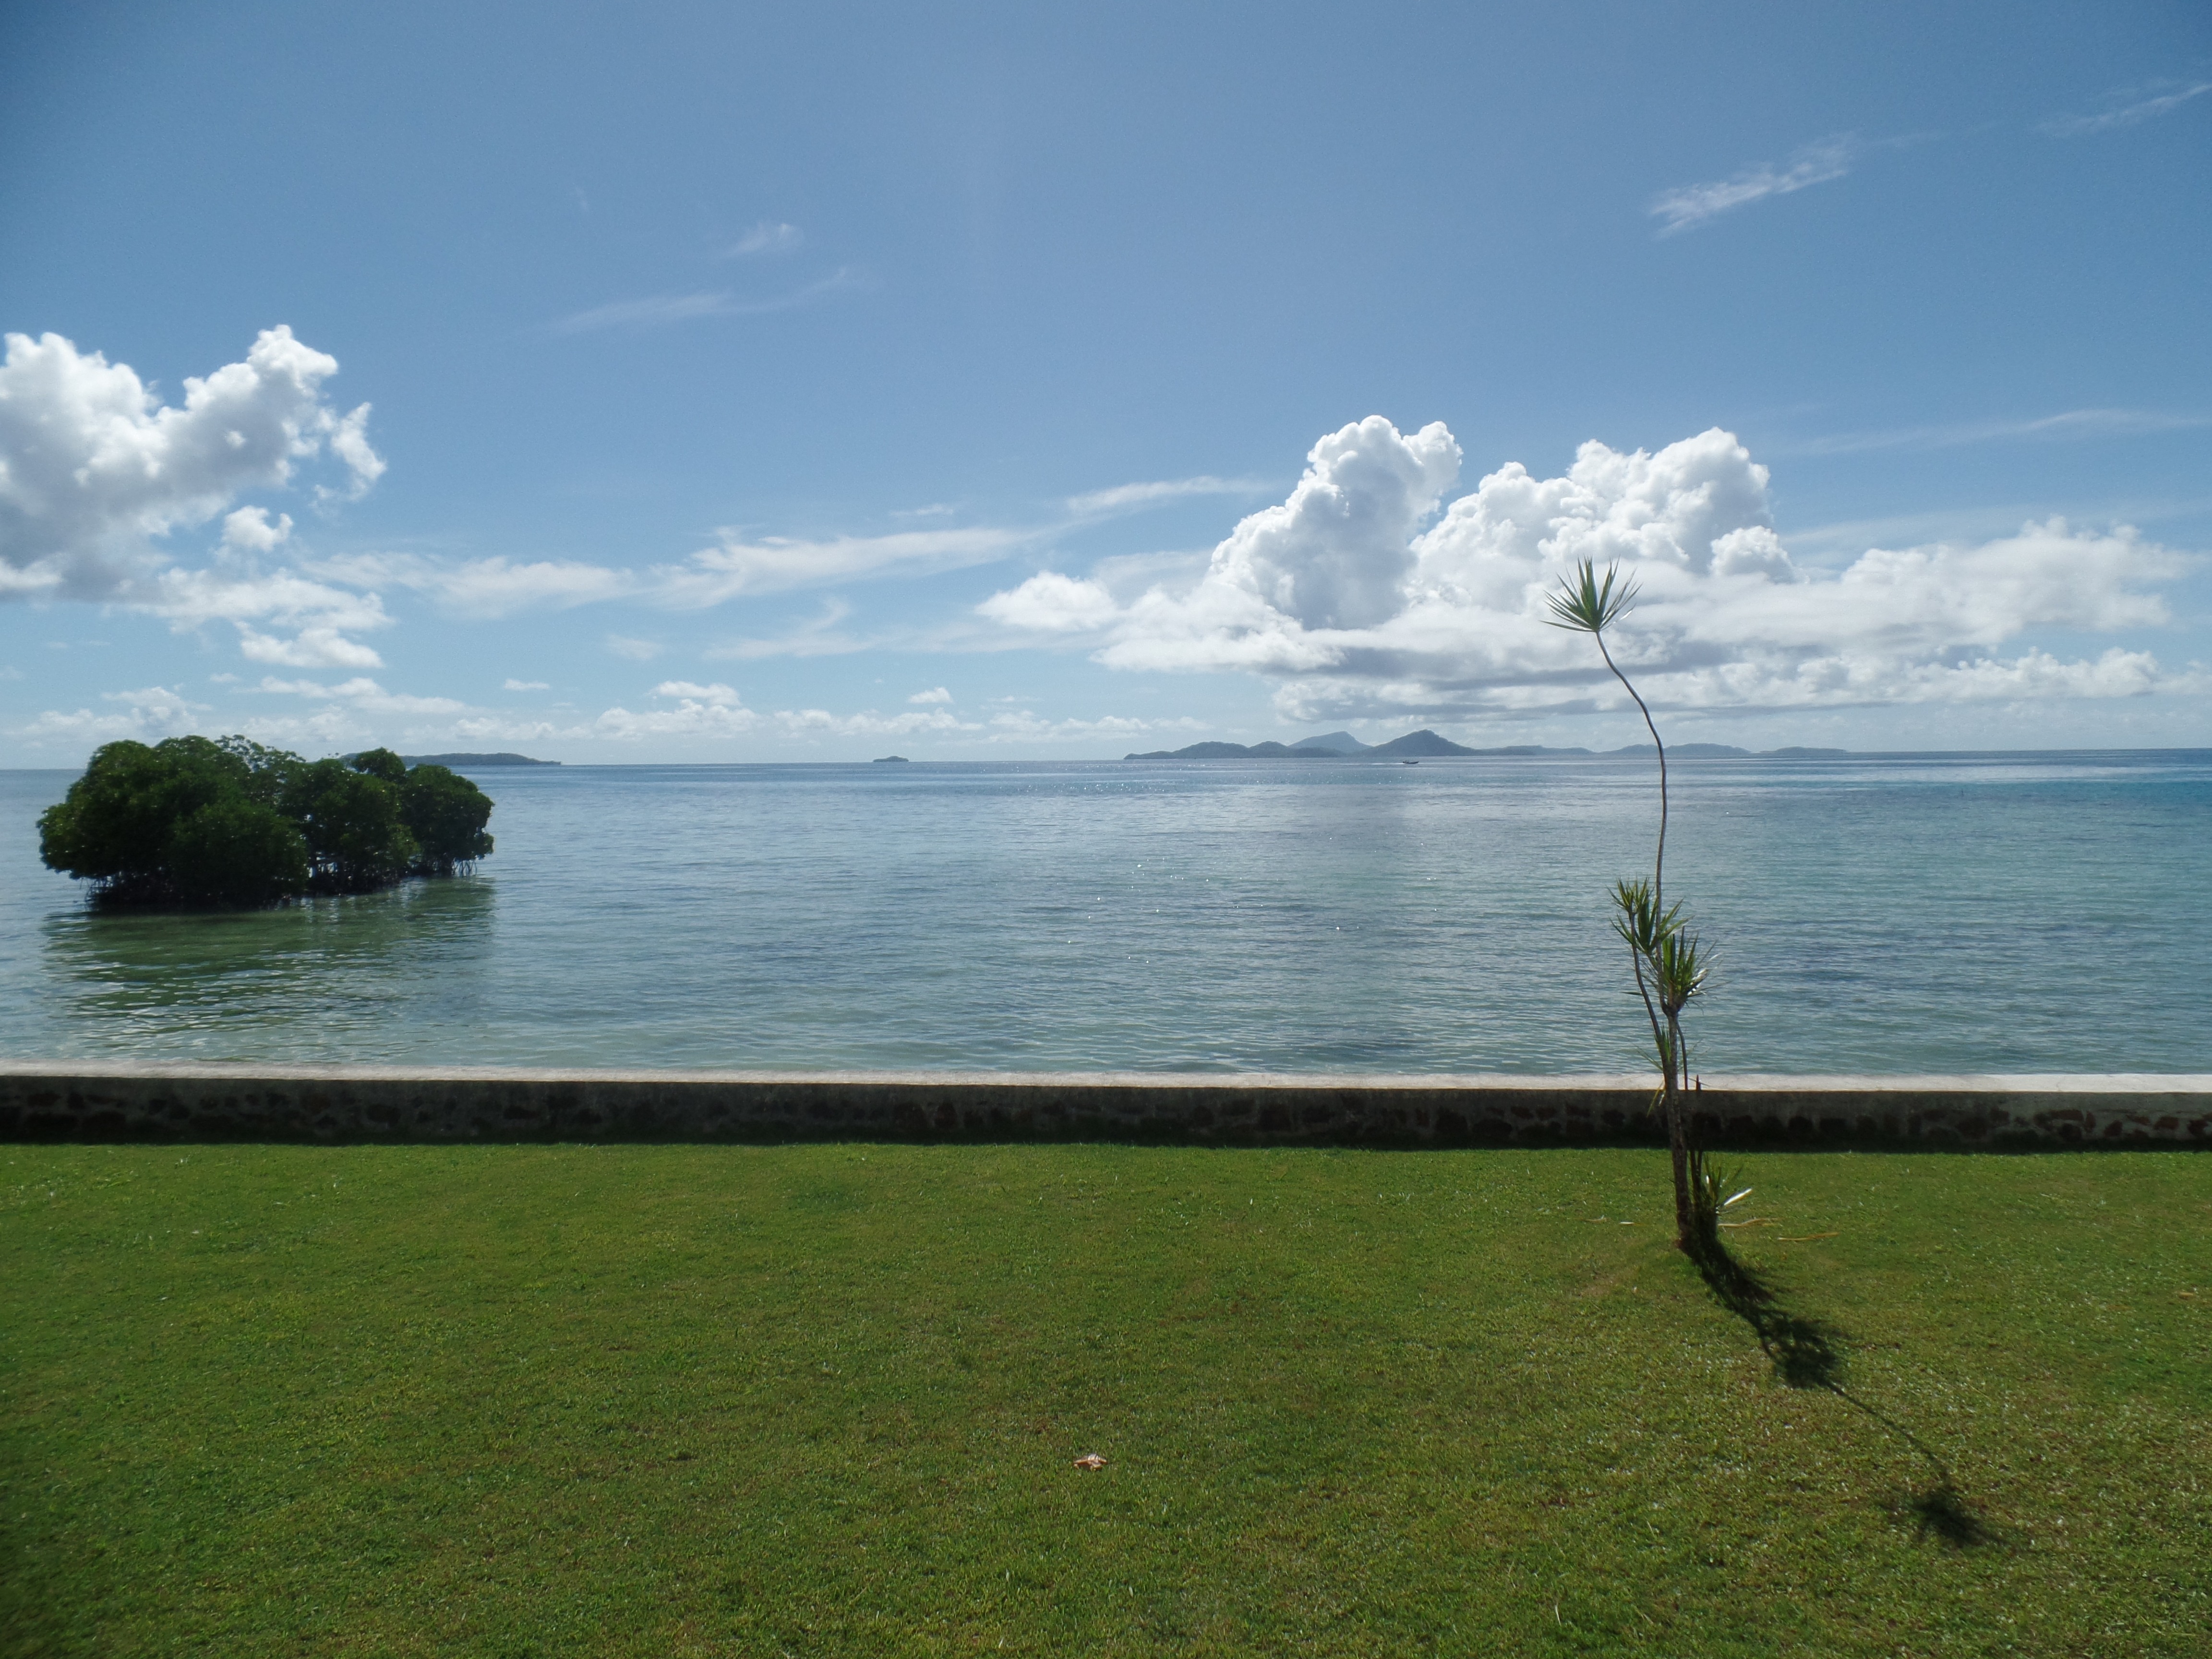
(4, 752, 2208, 1074)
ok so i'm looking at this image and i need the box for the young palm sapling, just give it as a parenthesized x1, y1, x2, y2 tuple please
(1545, 559, 1718, 1250)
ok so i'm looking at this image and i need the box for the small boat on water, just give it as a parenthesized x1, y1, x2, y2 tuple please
(1401, 759, 1419, 765)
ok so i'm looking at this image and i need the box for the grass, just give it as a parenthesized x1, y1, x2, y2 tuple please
(3, 1142, 2207, 1656)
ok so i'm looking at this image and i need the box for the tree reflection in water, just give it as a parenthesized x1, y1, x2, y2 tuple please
(38, 877, 496, 1056)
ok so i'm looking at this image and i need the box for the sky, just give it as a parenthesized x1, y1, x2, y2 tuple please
(2, 0, 2208, 763)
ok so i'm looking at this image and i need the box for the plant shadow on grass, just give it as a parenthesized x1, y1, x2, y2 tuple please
(1685, 1234, 2004, 1550)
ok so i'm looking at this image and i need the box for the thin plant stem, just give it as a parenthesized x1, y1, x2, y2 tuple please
(1627, 939, 1669, 1090)
(1593, 629, 1667, 911)
(1547, 556, 1704, 1250)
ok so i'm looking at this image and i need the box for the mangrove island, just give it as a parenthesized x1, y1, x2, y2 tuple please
(37, 735, 495, 909)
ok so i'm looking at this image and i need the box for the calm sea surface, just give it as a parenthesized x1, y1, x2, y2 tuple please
(4, 752, 2208, 1074)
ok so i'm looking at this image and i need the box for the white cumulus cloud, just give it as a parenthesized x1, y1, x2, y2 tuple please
(0, 326, 383, 600)
(237, 625, 387, 670)
(591, 681, 759, 739)
(222, 506, 293, 553)
(143, 567, 392, 669)
(979, 571, 1126, 634)
(650, 680, 744, 706)
(978, 416, 2196, 724)
(0, 327, 393, 671)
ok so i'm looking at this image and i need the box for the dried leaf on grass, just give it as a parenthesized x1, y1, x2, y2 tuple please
(1073, 1453, 1106, 1470)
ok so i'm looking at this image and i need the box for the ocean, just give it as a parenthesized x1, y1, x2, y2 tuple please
(4, 750, 2208, 1075)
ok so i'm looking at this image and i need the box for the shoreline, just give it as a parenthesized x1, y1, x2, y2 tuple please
(4, 1063, 2207, 1147)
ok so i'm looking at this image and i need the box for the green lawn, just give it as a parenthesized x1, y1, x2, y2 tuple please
(3, 1142, 2206, 1656)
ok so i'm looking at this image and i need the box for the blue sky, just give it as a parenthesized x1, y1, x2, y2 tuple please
(2, 0, 2208, 761)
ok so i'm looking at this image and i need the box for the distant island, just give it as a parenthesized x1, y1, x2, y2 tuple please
(1126, 730, 1851, 760)
(1125, 729, 1476, 760)
(873, 755, 911, 763)
(398, 752, 559, 767)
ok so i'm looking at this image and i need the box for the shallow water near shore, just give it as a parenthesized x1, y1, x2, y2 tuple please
(4, 750, 2209, 1074)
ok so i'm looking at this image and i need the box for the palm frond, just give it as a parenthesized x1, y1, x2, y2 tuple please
(1609, 878, 1683, 956)
(1544, 558, 1641, 636)
(1652, 927, 1709, 1019)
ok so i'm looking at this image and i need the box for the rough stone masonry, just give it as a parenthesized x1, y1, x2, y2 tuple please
(2, 1064, 2208, 1147)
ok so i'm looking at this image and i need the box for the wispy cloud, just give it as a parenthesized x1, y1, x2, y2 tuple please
(1065, 475, 1267, 516)
(552, 268, 866, 334)
(1780, 407, 2212, 457)
(706, 597, 872, 660)
(8, 685, 206, 744)
(249, 674, 468, 714)
(1780, 492, 2212, 565)
(776, 705, 979, 740)
(1651, 136, 1857, 235)
(663, 525, 1036, 604)
(319, 523, 1050, 626)
(551, 292, 734, 332)
(2042, 82, 2212, 137)
(316, 552, 634, 616)
(1648, 99, 2200, 237)
(982, 710, 1205, 744)
(722, 221, 804, 257)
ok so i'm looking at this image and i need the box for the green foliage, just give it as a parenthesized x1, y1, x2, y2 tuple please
(399, 763, 495, 873)
(1542, 557, 1642, 636)
(213, 735, 309, 804)
(163, 798, 312, 908)
(1687, 1150, 1749, 1241)
(37, 735, 494, 909)
(281, 759, 420, 892)
(36, 742, 172, 890)
(349, 746, 409, 784)
(39, 737, 308, 906)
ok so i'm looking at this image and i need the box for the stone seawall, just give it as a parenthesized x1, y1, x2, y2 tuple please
(3, 1064, 2209, 1147)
